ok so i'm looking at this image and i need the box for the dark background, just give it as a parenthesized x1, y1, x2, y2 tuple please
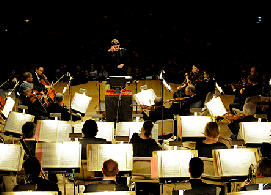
(0, 6, 270, 85)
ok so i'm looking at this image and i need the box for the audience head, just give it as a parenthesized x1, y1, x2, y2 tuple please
(82, 119, 98, 138)
(141, 120, 154, 138)
(22, 122, 36, 139)
(256, 158, 271, 177)
(102, 159, 119, 178)
(204, 122, 219, 139)
(189, 157, 204, 179)
(243, 102, 257, 116)
(23, 157, 41, 178)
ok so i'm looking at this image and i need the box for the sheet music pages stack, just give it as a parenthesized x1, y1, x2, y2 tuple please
(36, 120, 73, 142)
(179, 116, 212, 137)
(73, 121, 114, 142)
(2, 96, 15, 118)
(135, 89, 157, 107)
(206, 96, 227, 117)
(213, 148, 259, 177)
(2, 192, 59, 195)
(71, 92, 92, 114)
(116, 122, 158, 142)
(240, 122, 271, 144)
(151, 150, 198, 178)
(227, 190, 271, 195)
(3, 111, 35, 134)
(87, 144, 133, 172)
(36, 142, 81, 169)
(0, 143, 24, 172)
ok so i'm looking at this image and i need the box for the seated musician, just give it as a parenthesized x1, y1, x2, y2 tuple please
(196, 122, 228, 158)
(228, 102, 259, 140)
(129, 120, 162, 157)
(240, 157, 271, 191)
(79, 119, 107, 160)
(32, 65, 51, 92)
(173, 157, 223, 195)
(47, 92, 81, 121)
(142, 97, 174, 123)
(21, 122, 37, 159)
(18, 72, 48, 120)
(13, 157, 60, 193)
(84, 159, 129, 192)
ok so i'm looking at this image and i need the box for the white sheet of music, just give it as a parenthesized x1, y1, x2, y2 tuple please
(181, 116, 212, 137)
(73, 121, 114, 142)
(39, 142, 81, 168)
(4, 111, 35, 134)
(0, 144, 22, 171)
(71, 92, 92, 114)
(2, 96, 15, 118)
(157, 150, 195, 178)
(87, 144, 133, 171)
(206, 96, 227, 117)
(241, 122, 271, 144)
(135, 89, 157, 106)
(216, 149, 257, 177)
(38, 120, 72, 142)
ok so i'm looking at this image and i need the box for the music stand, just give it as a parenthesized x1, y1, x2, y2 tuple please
(1, 96, 15, 119)
(108, 76, 127, 94)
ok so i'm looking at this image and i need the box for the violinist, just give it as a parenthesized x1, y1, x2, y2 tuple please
(47, 92, 81, 121)
(142, 97, 174, 123)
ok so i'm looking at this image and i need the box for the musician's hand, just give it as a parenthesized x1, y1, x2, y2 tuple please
(117, 64, 124, 69)
(240, 179, 250, 188)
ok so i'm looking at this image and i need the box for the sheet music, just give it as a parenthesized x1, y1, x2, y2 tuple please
(71, 92, 92, 114)
(216, 149, 257, 176)
(206, 96, 227, 117)
(73, 121, 114, 142)
(157, 150, 196, 177)
(2, 192, 58, 195)
(87, 144, 133, 171)
(135, 89, 157, 106)
(39, 142, 81, 168)
(38, 120, 72, 142)
(181, 116, 212, 137)
(2, 96, 15, 118)
(4, 111, 35, 134)
(241, 122, 271, 144)
(0, 144, 22, 171)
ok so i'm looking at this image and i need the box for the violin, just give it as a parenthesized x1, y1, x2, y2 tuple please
(130, 104, 160, 111)
(215, 113, 246, 122)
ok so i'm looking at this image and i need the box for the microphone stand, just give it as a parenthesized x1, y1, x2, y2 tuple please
(67, 73, 73, 122)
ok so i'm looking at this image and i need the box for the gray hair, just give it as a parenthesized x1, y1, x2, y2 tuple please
(243, 102, 257, 115)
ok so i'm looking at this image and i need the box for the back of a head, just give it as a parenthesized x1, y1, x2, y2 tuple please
(23, 157, 41, 178)
(204, 122, 219, 138)
(154, 97, 163, 107)
(23, 72, 32, 80)
(102, 159, 119, 177)
(243, 102, 257, 116)
(257, 158, 271, 177)
(22, 122, 36, 139)
(54, 93, 64, 103)
(143, 120, 154, 138)
(189, 157, 204, 178)
(82, 119, 98, 138)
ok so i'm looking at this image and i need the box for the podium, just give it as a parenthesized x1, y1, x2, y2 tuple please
(105, 90, 132, 122)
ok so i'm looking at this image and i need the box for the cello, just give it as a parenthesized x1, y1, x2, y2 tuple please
(38, 74, 56, 104)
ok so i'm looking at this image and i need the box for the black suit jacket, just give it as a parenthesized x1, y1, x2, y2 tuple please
(184, 179, 223, 195)
(84, 179, 129, 192)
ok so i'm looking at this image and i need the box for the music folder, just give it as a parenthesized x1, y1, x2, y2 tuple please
(3, 111, 35, 135)
(212, 148, 259, 177)
(87, 144, 133, 172)
(1, 96, 15, 119)
(151, 150, 198, 178)
(177, 115, 212, 138)
(36, 142, 81, 172)
(239, 122, 271, 144)
(206, 96, 227, 117)
(35, 120, 73, 142)
(0, 143, 24, 172)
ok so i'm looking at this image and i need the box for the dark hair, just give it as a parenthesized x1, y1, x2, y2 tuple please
(102, 159, 119, 177)
(143, 120, 154, 138)
(82, 119, 98, 138)
(22, 72, 32, 80)
(23, 157, 41, 178)
(257, 158, 271, 177)
(22, 122, 36, 138)
(111, 39, 119, 45)
(154, 97, 163, 106)
(54, 93, 64, 102)
(189, 157, 204, 178)
(204, 122, 219, 138)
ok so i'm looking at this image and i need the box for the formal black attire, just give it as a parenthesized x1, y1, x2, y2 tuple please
(179, 94, 203, 115)
(129, 133, 162, 157)
(32, 72, 47, 92)
(79, 137, 107, 160)
(195, 141, 227, 158)
(183, 179, 223, 195)
(240, 183, 271, 191)
(107, 48, 128, 76)
(84, 179, 129, 192)
(142, 106, 174, 123)
(47, 103, 81, 121)
(13, 176, 59, 192)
